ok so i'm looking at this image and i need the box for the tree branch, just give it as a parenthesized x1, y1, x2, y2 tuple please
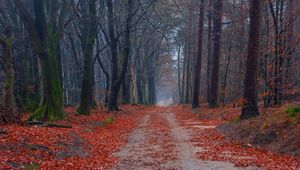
(14, 0, 41, 50)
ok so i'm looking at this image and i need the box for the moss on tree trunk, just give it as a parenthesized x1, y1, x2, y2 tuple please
(78, 0, 98, 115)
(30, 48, 64, 121)
(3, 40, 14, 109)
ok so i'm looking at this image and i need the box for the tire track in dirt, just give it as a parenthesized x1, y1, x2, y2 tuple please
(113, 108, 179, 170)
(165, 108, 259, 170)
(113, 107, 260, 170)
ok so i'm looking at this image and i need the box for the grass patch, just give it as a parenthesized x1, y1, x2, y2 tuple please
(230, 116, 241, 123)
(21, 162, 39, 170)
(285, 106, 300, 118)
(105, 117, 114, 124)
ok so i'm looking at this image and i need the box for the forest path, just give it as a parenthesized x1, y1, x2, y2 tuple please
(112, 107, 257, 170)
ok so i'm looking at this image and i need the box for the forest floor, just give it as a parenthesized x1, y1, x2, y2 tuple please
(0, 105, 300, 169)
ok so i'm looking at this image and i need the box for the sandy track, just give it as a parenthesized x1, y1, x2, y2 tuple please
(112, 107, 259, 170)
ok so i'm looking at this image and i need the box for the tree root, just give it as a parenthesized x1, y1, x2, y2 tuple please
(29, 103, 65, 121)
(26, 121, 72, 128)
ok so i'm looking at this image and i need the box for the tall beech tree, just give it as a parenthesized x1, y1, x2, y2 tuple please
(14, 0, 70, 121)
(107, 0, 133, 111)
(121, 0, 134, 105)
(0, 23, 19, 123)
(78, 0, 98, 115)
(241, 0, 262, 119)
(206, 0, 213, 102)
(209, 0, 223, 107)
(0, 35, 13, 110)
(286, 0, 295, 81)
(184, 5, 193, 104)
(0, 5, 14, 111)
(192, 0, 205, 109)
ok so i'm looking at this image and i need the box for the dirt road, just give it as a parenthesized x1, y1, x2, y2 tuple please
(113, 107, 259, 170)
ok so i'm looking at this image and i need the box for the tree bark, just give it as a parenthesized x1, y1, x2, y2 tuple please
(107, 0, 133, 111)
(122, 68, 131, 104)
(286, 0, 295, 83)
(221, 43, 231, 106)
(14, 0, 68, 121)
(177, 43, 183, 104)
(241, 0, 261, 119)
(0, 36, 14, 109)
(137, 56, 144, 104)
(206, 0, 213, 103)
(192, 0, 205, 109)
(184, 5, 193, 104)
(78, 0, 98, 114)
(209, 0, 223, 107)
(182, 44, 187, 103)
(148, 68, 156, 105)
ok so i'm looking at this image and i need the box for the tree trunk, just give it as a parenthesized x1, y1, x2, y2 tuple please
(221, 43, 231, 106)
(268, 0, 284, 105)
(14, 0, 69, 121)
(31, 13, 64, 121)
(241, 0, 261, 120)
(107, 0, 119, 111)
(177, 44, 183, 104)
(122, 69, 131, 104)
(192, 0, 205, 109)
(35, 50, 64, 121)
(148, 69, 156, 105)
(96, 55, 110, 106)
(131, 65, 137, 104)
(78, 0, 98, 114)
(107, 0, 132, 111)
(185, 63, 190, 104)
(262, 6, 272, 107)
(286, 0, 294, 83)
(206, 0, 213, 103)
(0, 37, 14, 109)
(136, 52, 144, 104)
(209, 0, 223, 107)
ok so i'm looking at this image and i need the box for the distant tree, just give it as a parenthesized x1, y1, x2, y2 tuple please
(241, 0, 262, 119)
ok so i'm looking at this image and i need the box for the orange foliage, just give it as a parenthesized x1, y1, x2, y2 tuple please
(0, 105, 146, 169)
(173, 106, 300, 170)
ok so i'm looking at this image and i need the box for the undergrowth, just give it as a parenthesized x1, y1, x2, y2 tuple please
(285, 105, 300, 124)
(285, 106, 300, 118)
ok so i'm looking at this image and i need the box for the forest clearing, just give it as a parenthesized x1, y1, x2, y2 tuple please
(0, 0, 300, 169)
